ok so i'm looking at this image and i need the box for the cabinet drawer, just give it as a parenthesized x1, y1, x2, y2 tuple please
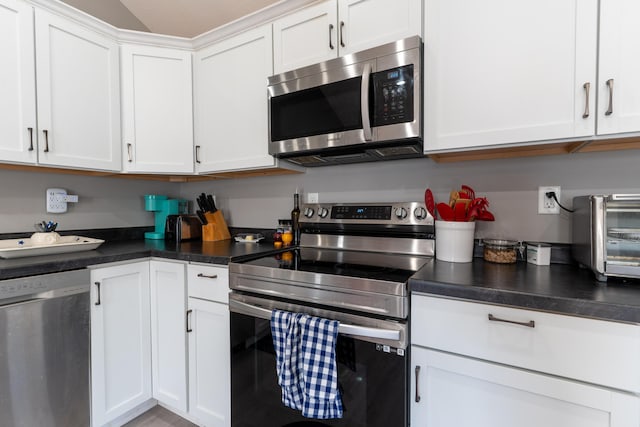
(412, 294, 640, 393)
(187, 264, 229, 303)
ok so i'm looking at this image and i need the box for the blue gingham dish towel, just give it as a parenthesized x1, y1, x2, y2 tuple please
(271, 310, 304, 410)
(271, 310, 343, 419)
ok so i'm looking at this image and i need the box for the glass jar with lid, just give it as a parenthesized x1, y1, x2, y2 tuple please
(483, 239, 519, 264)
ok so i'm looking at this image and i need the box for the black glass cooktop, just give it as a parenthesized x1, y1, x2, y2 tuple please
(242, 247, 428, 284)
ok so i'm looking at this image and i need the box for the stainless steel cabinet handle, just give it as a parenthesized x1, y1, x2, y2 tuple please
(339, 21, 345, 48)
(27, 127, 34, 151)
(329, 24, 334, 50)
(43, 129, 49, 152)
(582, 82, 590, 118)
(197, 273, 218, 279)
(94, 281, 101, 306)
(414, 366, 421, 402)
(488, 313, 535, 328)
(605, 78, 614, 116)
(126, 143, 133, 162)
(361, 63, 372, 141)
(186, 309, 193, 333)
(195, 145, 201, 164)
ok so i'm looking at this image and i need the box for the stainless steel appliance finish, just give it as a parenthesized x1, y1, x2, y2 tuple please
(229, 201, 432, 427)
(0, 269, 90, 427)
(573, 194, 640, 281)
(229, 201, 434, 320)
(268, 36, 423, 166)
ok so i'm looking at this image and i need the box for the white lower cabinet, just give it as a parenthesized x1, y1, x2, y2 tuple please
(90, 261, 152, 427)
(149, 260, 188, 412)
(411, 347, 640, 427)
(187, 297, 230, 427)
(91, 260, 232, 427)
(187, 263, 231, 427)
(410, 294, 640, 427)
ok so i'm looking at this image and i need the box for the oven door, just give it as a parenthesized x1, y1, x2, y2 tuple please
(229, 292, 408, 427)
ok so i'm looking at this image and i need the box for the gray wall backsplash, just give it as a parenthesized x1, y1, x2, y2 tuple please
(1, 149, 637, 243)
(0, 169, 179, 234)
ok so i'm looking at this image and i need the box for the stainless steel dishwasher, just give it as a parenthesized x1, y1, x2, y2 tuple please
(0, 269, 90, 427)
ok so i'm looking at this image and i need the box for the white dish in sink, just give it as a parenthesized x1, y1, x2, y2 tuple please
(0, 235, 105, 259)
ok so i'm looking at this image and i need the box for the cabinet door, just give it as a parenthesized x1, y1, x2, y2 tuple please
(150, 260, 188, 412)
(194, 26, 274, 173)
(597, 0, 640, 135)
(0, 0, 36, 164)
(338, 0, 421, 55)
(188, 297, 230, 427)
(90, 262, 152, 427)
(35, 9, 121, 171)
(424, 0, 598, 152)
(121, 44, 194, 173)
(411, 347, 640, 427)
(273, 0, 338, 74)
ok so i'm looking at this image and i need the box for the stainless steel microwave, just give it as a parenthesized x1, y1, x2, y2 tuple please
(573, 194, 640, 281)
(268, 36, 423, 167)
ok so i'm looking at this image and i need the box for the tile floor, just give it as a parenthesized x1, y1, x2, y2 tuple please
(123, 405, 197, 427)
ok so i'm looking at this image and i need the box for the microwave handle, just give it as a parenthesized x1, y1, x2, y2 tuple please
(361, 63, 372, 141)
(610, 194, 640, 201)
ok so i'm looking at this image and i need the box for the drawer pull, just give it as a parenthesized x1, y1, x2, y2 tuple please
(197, 273, 218, 279)
(414, 365, 421, 402)
(488, 313, 535, 328)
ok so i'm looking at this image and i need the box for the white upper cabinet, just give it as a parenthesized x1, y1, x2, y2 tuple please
(194, 25, 275, 172)
(337, 0, 421, 55)
(121, 44, 194, 174)
(597, 0, 640, 136)
(273, 0, 422, 74)
(424, 0, 598, 152)
(273, 1, 338, 74)
(35, 8, 121, 171)
(0, 0, 36, 165)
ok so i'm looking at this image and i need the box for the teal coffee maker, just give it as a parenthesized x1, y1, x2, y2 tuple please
(144, 195, 187, 239)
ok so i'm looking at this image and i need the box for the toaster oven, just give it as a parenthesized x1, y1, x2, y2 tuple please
(573, 195, 640, 281)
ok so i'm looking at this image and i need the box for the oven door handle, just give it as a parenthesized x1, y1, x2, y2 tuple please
(361, 62, 373, 142)
(230, 298, 401, 341)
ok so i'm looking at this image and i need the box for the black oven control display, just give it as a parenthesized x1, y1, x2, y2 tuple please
(371, 64, 414, 127)
(331, 205, 392, 220)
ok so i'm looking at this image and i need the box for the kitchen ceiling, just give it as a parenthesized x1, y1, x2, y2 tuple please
(118, 0, 281, 37)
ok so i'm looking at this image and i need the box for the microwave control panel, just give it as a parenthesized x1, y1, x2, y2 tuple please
(372, 65, 414, 126)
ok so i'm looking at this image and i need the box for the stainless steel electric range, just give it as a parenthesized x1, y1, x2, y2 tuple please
(228, 201, 434, 427)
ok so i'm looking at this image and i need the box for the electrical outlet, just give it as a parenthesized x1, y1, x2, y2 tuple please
(308, 193, 319, 203)
(46, 188, 79, 213)
(538, 186, 561, 214)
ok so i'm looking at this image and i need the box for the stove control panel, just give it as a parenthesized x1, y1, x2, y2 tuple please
(300, 202, 434, 226)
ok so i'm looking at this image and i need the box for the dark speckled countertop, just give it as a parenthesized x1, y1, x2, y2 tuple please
(410, 258, 640, 324)
(0, 238, 281, 281)
(3, 227, 640, 324)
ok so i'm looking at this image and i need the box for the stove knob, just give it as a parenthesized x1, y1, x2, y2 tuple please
(414, 207, 428, 220)
(318, 207, 329, 218)
(395, 207, 408, 219)
(304, 207, 315, 218)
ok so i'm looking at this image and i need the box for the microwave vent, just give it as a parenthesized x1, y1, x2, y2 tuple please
(373, 145, 421, 157)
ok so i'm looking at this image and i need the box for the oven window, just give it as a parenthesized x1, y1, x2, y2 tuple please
(270, 77, 363, 142)
(231, 312, 407, 427)
(605, 201, 640, 265)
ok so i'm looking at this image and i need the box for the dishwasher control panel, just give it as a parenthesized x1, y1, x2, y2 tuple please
(0, 269, 89, 304)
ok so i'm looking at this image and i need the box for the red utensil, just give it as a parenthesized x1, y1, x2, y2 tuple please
(424, 189, 436, 219)
(436, 203, 455, 221)
(453, 201, 467, 221)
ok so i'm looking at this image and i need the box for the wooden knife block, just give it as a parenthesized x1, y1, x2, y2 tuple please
(202, 211, 231, 241)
